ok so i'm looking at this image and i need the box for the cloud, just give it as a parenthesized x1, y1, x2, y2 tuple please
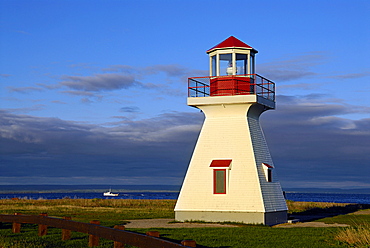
(102, 65, 135, 73)
(7, 86, 44, 93)
(15, 30, 31, 35)
(60, 73, 141, 92)
(143, 64, 188, 77)
(1, 93, 370, 188)
(51, 100, 67, 104)
(61, 90, 97, 97)
(0, 110, 202, 183)
(120, 106, 140, 113)
(258, 52, 327, 82)
(1, 74, 11, 78)
(330, 72, 370, 79)
(279, 83, 322, 91)
(261, 95, 370, 188)
(4, 104, 45, 114)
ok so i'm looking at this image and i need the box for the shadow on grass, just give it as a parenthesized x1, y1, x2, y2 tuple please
(159, 234, 227, 248)
(289, 203, 370, 222)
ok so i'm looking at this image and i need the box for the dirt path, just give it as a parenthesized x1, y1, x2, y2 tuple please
(273, 222, 349, 228)
(124, 219, 239, 228)
(123, 209, 370, 229)
(123, 218, 349, 228)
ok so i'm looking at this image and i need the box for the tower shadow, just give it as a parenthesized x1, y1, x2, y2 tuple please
(288, 203, 370, 222)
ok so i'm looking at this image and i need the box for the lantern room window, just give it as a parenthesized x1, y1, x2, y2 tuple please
(219, 54, 232, 76)
(236, 53, 247, 75)
(211, 55, 217, 76)
(209, 52, 255, 77)
(250, 55, 255, 74)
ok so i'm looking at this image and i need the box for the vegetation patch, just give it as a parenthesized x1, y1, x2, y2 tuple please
(335, 223, 370, 247)
(0, 199, 369, 247)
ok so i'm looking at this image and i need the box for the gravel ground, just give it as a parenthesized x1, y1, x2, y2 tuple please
(273, 222, 349, 228)
(123, 218, 349, 228)
(124, 219, 239, 228)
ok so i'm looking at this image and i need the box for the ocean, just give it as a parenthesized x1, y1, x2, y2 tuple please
(0, 185, 369, 204)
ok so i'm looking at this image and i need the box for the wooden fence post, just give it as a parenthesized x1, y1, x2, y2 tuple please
(61, 216, 72, 240)
(146, 231, 160, 237)
(89, 220, 100, 247)
(12, 213, 21, 233)
(181, 239, 197, 247)
(113, 225, 125, 248)
(38, 213, 48, 236)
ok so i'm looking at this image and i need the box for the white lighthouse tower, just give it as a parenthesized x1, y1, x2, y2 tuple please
(174, 36, 287, 225)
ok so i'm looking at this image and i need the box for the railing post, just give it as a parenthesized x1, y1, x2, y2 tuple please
(146, 231, 160, 237)
(89, 220, 100, 247)
(181, 239, 197, 247)
(12, 213, 21, 233)
(38, 213, 48, 236)
(61, 216, 72, 240)
(113, 225, 125, 248)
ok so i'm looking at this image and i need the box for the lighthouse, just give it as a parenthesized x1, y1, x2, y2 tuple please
(174, 36, 288, 225)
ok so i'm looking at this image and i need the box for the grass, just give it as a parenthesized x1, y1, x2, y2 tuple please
(335, 222, 370, 247)
(0, 198, 175, 227)
(0, 199, 369, 247)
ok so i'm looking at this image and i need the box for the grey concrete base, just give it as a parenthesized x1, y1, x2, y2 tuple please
(175, 210, 287, 226)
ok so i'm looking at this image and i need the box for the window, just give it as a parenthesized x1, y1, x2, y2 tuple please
(250, 55, 255, 74)
(262, 163, 274, 182)
(210, 159, 231, 194)
(219, 54, 232, 76)
(211, 55, 217, 76)
(236, 54, 247, 75)
(267, 169, 272, 182)
(214, 169, 226, 194)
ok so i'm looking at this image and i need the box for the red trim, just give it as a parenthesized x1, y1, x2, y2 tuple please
(262, 163, 274, 168)
(213, 169, 226, 194)
(207, 36, 254, 53)
(210, 159, 232, 167)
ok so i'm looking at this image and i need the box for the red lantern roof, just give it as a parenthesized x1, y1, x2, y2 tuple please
(206, 36, 256, 54)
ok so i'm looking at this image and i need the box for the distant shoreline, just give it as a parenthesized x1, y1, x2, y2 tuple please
(0, 185, 369, 195)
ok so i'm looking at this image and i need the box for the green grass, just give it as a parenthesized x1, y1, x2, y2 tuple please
(0, 199, 175, 227)
(0, 224, 348, 248)
(0, 199, 369, 247)
(131, 227, 349, 248)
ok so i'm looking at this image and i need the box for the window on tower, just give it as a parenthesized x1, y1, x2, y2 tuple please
(210, 159, 232, 194)
(262, 163, 274, 182)
(267, 169, 272, 182)
(214, 169, 226, 194)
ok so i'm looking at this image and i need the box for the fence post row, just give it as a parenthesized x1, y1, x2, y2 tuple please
(62, 216, 72, 240)
(113, 225, 125, 248)
(89, 220, 100, 247)
(0, 213, 197, 247)
(12, 212, 21, 233)
(38, 213, 48, 236)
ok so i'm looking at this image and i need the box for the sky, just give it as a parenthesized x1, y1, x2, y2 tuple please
(1, 0, 370, 189)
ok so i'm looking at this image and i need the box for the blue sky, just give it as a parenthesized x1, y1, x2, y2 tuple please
(1, 0, 370, 189)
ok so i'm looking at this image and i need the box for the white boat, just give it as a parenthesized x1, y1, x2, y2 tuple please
(103, 189, 119, 197)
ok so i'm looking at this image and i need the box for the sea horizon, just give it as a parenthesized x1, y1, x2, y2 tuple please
(0, 184, 369, 194)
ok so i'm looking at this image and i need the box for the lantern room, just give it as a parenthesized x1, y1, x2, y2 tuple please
(187, 36, 276, 108)
(207, 36, 258, 76)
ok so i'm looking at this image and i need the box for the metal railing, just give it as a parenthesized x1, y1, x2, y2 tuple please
(188, 74, 275, 101)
